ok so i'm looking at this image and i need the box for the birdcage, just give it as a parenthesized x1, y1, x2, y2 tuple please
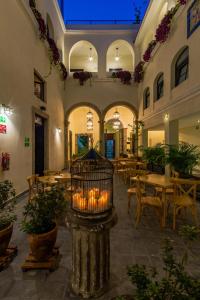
(70, 148, 114, 216)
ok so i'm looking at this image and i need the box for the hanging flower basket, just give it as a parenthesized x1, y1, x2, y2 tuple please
(73, 72, 92, 85)
(116, 71, 132, 85)
(134, 61, 145, 83)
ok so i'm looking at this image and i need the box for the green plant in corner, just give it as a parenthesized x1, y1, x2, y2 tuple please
(167, 142, 200, 177)
(0, 180, 16, 230)
(125, 226, 200, 300)
(142, 145, 166, 172)
(21, 186, 67, 234)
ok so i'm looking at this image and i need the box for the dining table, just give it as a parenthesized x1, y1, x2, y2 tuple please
(131, 173, 174, 227)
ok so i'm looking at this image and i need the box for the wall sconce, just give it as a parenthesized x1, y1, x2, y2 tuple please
(164, 113, 169, 122)
(56, 128, 62, 134)
(0, 104, 13, 116)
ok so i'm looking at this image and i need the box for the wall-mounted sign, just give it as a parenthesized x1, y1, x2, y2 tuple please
(0, 124, 7, 134)
(187, 0, 200, 37)
(0, 115, 6, 123)
(24, 137, 30, 147)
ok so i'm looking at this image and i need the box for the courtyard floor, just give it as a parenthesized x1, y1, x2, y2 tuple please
(1, 176, 200, 300)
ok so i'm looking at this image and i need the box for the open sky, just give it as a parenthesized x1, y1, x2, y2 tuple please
(59, 0, 150, 23)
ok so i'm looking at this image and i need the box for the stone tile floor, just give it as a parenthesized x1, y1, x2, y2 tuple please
(1, 176, 200, 300)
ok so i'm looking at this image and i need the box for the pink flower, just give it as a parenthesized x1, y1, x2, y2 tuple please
(143, 40, 157, 62)
(134, 61, 145, 83)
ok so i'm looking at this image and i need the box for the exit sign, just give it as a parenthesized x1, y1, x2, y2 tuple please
(0, 124, 7, 134)
(0, 115, 6, 123)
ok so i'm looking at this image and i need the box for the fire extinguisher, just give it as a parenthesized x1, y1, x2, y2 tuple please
(1, 152, 10, 171)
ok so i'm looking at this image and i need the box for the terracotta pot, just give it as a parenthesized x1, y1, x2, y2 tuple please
(0, 223, 13, 256)
(28, 225, 57, 261)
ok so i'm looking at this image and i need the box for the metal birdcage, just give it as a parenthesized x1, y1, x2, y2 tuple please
(70, 148, 114, 216)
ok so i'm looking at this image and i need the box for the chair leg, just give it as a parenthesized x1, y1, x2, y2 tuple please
(128, 193, 131, 214)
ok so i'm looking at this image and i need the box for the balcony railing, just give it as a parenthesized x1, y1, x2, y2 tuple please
(65, 20, 141, 25)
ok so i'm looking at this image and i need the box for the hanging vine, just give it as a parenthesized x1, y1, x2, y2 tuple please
(29, 0, 68, 81)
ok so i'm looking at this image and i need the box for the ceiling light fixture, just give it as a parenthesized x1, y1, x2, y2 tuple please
(87, 110, 93, 119)
(115, 47, 120, 61)
(88, 47, 94, 62)
(113, 108, 120, 120)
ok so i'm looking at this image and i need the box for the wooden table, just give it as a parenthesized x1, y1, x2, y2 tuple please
(132, 174, 174, 227)
(38, 176, 58, 186)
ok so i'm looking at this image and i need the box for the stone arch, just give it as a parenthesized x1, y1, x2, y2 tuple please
(69, 40, 98, 73)
(106, 39, 135, 72)
(65, 102, 101, 122)
(102, 101, 138, 121)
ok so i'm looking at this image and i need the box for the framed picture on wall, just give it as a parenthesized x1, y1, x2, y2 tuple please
(187, 0, 200, 37)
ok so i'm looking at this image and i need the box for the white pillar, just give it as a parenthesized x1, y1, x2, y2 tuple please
(164, 119, 179, 176)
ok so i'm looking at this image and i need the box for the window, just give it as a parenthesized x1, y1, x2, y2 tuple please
(144, 88, 150, 109)
(175, 47, 189, 87)
(156, 73, 164, 101)
(34, 71, 45, 101)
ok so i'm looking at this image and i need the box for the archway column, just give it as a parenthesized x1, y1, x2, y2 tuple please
(99, 119, 105, 156)
(65, 120, 70, 168)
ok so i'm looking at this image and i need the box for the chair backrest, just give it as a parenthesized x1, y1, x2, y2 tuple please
(170, 178, 199, 203)
(136, 169, 148, 177)
(43, 170, 61, 176)
(135, 176, 143, 204)
(27, 175, 39, 201)
(171, 169, 179, 178)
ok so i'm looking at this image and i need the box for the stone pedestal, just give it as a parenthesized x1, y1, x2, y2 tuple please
(66, 209, 117, 299)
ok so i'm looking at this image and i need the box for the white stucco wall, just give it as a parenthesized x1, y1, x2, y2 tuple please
(0, 0, 65, 194)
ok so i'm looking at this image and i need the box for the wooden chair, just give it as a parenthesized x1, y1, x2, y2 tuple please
(27, 175, 39, 202)
(135, 177, 163, 228)
(127, 170, 148, 214)
(43, 170, 61, 176)
(170, 178, 199, 230)
(155, 169, 179, 196)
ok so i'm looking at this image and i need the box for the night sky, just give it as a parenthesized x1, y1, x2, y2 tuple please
(58, 0, 150, 23)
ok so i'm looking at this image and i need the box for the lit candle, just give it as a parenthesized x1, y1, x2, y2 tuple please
(98, 191, 109, 211)
(78, 197, 87, 211)
(73, 193, 80, 207)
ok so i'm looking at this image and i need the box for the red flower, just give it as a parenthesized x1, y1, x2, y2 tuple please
(47, 37, 60, 65)
(73, 72, 92, 85)
(134, 61, 145, 83)
(178, 0, 187, 5)
(116, 71, 132, 85)
(59, 63, 68, 81)
(143, 40, 157, 62)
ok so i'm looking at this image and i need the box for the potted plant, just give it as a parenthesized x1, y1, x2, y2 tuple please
(21, 186, 67, 261)
(142, 145, 166, 174)
(167, 142, 200, 178)
(0, 180, 16, 255)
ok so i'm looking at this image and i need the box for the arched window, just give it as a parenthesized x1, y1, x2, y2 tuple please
(144, 88, 150, 110)
(175, 47, 189, 87)
(156, 73, 164, 101)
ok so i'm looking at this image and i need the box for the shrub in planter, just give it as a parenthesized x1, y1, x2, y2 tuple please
(116, 71, 132, 85)
(166, 142, 200, 178)
(0, 180, 16, 255)
(114, 226, 200, 300)
(21, 186, 67, 261)
(142, 145, 166, 173)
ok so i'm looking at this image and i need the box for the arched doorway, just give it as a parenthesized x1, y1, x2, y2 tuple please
(66, 104, 100, 162)
(103, 103, 137, 159)
(69, 40, 98, 73)
(106, 40, 135, 73)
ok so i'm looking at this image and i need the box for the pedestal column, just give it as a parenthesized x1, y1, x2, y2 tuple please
(67, 210, 117, 299)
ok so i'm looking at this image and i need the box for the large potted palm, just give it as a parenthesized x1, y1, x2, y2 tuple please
(0, 180, 16, 255)
(21, 186, 67, 261)
(167, 142, 200, 178)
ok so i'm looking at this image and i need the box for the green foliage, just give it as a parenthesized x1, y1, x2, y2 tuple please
(0, 180, 16, 230)
(21, 186, 67, 234)
(142, 145, 166, 168)
(166, 142, 200, 176)
(126, 227, 200, 300)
